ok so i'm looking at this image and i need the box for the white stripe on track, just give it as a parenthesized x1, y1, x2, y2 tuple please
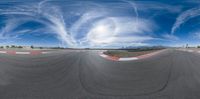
(118, 57, 138, 61)
(0, 51, 6, 54)
(41, 52, 50, 54)
(16, 52, 30, 54)
(100, 54, 108, 58)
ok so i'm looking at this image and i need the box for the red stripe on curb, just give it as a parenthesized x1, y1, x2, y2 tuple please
(30, 51, 42, 55)
(7, 51, 16, 55)
(105, 56, 120, 61)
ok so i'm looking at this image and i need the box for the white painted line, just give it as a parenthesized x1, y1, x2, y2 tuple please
(0, 51, 6, 54)
(16, 52, 30, 54)
(118, 57, 138, 61)
(100, 54, 108, 58)
(41, 52, 50, 54)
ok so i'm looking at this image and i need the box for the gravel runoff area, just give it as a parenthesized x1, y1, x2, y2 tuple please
(103, 49, 163, 57)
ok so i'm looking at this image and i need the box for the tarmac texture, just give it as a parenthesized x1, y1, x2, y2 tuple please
(0, 49, 200, 99)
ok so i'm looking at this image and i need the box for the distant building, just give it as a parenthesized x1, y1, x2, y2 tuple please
(186, 44, 188, 48)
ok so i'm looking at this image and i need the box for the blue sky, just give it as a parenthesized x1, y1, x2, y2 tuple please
(0, 0, 200, 48)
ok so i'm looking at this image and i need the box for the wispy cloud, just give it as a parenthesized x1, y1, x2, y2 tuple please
(171, 7, 200, 34)
(191, 31, 200, 39)
(122, 0, 139, 22)
(0, 0, 177, 48)
(82, 17, 156, 47)
(70, 11, 106, 40)
(0, 18, 25, 40)
(0, 0, 76, 47)
(162, 33, 179, 40)
(134, 1, 182, 13)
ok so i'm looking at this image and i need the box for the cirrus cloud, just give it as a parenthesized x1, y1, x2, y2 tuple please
(0, 0, 170, 48)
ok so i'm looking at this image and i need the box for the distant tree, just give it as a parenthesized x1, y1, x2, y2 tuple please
(18, 46, 23, 48)
(197, 46, 200, 48)
(0, 46, 3, 48)
(11, 45, 15, 48)
(31, 45, 34, 49)
(6, 46, 9, 49)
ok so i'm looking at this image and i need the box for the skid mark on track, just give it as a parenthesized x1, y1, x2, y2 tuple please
(78, 52, 173, 96)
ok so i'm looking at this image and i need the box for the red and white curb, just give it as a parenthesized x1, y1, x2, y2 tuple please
(99, 50, 164, 61)
(0, 50, 50, 55)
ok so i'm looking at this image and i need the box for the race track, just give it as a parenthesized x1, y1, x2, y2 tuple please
(0, 49, 200, 99)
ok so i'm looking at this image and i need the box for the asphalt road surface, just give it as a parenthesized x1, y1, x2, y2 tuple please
(0, 49, 200, 99)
